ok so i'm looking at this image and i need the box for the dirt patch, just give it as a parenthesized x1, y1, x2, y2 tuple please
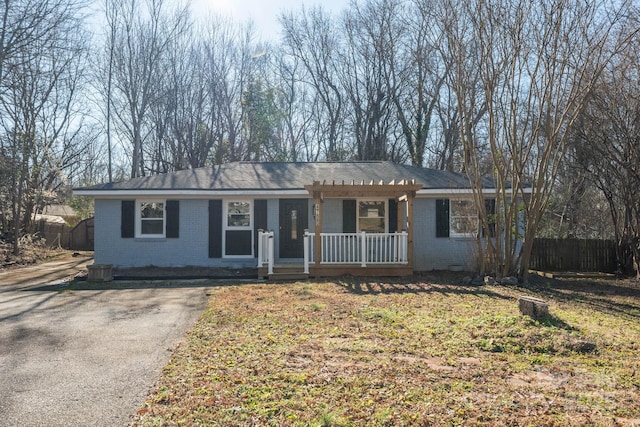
(0, 253, 94, 289)
(509, 371, 568, 389)
(392, 355, 481, 372)
(0, 241, 74, 270)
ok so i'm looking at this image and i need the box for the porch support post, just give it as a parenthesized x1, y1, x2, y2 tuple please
(406, 191, 415, 269)
(313, 188, 323, 270)
(397, 199, 403, 233)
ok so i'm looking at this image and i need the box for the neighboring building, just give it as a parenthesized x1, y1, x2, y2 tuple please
(42, 204, 78, 223)
(74, 161, 510, 277)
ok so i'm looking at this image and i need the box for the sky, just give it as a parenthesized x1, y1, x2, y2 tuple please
(190, 0, 349, 40)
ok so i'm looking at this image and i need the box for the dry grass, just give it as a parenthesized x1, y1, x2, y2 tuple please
(131, 275, 640, 426)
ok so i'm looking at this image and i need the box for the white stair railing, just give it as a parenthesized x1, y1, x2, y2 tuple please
(257, 230, 275, 275)
(303, 230, 310, 274)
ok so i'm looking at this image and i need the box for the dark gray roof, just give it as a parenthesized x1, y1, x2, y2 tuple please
(75, 161, 491, 191)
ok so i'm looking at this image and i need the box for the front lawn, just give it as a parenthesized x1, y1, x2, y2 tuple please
(131, 275, 640, 426)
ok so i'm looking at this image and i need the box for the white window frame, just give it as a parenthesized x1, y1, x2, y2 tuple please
(449, 198, 477, 238)
(223, 199, 253, 258)
(356, 198, 388, 233)
(136, 199, 166, 238)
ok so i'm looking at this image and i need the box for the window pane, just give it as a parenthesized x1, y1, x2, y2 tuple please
(141, 202, 164, 219)
(228, 201, 250, 227)
(358, 201, 385, 233)
(360, 217, 385, 232)
(141, 219, 164, 235)
(359, 201, 384, 218)
(450, 200, 477, 235)
(229, 201, 249, 215)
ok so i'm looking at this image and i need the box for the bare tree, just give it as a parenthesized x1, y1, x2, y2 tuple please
(146, 20, 203, 172)
(0, 0, 89, 255)
(198, 17, 263, 163)
(280, 6, 346, 160)
(108, 0, 189, 178)
(339, 0, 398, 161)
(386, 0, 448, 167)
(537, 160, 609, 239)
(271, 51, 316, 161)
(571, 33, 640, 277)
(0, 0, 81, 89)
(439, 0, 636, 280)
(103, 0, 118, 182)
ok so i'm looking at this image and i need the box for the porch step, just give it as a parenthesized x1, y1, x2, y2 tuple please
(268, 272, 309, 282)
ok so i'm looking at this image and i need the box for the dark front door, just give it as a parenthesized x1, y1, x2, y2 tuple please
(279, 199, 308, 258)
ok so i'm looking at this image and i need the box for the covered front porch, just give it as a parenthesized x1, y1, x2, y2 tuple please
(258, 179, 421, 279)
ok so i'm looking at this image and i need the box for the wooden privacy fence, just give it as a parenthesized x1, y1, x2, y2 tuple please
(69, 217, 94, 251)
(529, 238, 617, 273)
(34, 217, 94, 251)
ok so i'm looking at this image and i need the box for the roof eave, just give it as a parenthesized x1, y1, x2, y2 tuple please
(75, 187, 532, 198)
(416, 187, 532, 196)
(72, 189, 311, 197)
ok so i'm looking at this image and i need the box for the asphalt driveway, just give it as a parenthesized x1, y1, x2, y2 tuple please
(0, 257, 211, 426)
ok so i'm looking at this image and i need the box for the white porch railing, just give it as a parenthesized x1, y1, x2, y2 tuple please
(259, 229, 408, 275)
(256, 229, 274, 275)
(304, 231, 408, 273)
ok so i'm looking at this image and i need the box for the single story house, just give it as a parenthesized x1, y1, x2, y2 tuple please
(74, 161, 506, 278)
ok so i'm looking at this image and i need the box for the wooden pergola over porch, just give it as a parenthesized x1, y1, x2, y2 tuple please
(303, 179, 422, 277)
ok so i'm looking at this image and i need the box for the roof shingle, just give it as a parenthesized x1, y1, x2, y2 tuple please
(75, 161, 490, 192)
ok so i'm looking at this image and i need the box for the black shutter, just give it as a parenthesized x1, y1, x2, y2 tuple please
(121, 200, 135, 238)
(343, 200, 356, 233)
(388, 199, 398, 233)
(209, 200, 222, 258)
(436, 199, 450, 238)
(166, 200, 179, 238)
(254, 199, 268, 255)
(483, 198, 496, 238)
